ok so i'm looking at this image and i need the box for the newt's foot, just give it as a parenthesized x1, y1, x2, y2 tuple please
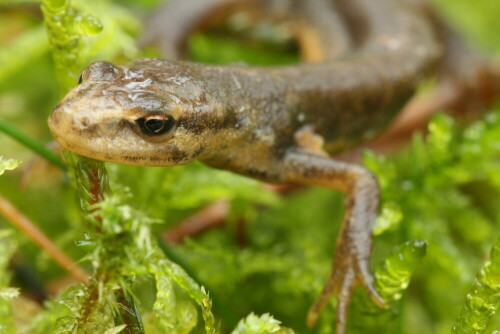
(307, 241, 385, 334)
(282, 151, 383, 333)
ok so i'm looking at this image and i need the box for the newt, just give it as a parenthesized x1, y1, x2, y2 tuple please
(48, 0, 444, 332)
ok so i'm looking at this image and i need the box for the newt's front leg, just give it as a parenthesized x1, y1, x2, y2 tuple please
(282, 148, 385, 334)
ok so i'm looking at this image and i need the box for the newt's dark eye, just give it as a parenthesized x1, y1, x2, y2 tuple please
(77, 73, 83, 85)
(136, 115, 175, 136)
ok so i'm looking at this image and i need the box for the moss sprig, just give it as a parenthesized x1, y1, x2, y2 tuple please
(0, 230, 18, 334)
(452, 237, 500, 334)
(40, 0, 102, 95)
(0, 156, 21, 175)
(347, 241, 426, 333)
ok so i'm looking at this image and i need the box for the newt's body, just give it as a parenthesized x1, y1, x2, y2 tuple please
(49, 0, 444, 333)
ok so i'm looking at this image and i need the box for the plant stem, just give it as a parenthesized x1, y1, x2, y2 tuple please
(0, 119, 66, 170)
(0, 194, 88, 283)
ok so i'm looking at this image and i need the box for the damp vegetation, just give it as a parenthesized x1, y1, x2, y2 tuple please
(1, 0, 500, 333)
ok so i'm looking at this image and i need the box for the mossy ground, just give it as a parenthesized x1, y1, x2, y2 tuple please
(1, 0, 500, 333)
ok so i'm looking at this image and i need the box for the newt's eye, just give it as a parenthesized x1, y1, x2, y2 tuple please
(136, 115, 175, 136)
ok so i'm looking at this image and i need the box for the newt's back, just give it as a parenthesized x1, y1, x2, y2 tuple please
(144, 0, 440, 155)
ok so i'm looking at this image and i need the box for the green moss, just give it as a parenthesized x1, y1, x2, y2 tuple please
(0, 230, 18, 334)
(1, 0, 500, 333)
(40, 0, 103, 95)
(0, 156, 21, 175)
(452, 237, 500, 334)
(231, 313, 295, 334)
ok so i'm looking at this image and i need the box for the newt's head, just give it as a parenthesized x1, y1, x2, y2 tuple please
(49, 60, 228, 166)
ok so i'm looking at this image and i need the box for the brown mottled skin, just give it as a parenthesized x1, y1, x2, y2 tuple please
(48, 0, 442, 333)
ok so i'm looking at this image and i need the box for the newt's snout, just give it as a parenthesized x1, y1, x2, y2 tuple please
(47, 81, 131, 159)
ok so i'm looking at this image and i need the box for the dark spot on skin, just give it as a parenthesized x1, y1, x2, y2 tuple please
(80, 117, 90, 127)
(53, 103, 62, 111)
(219, 108, 239, 128)
(177, 115, 205, 135)
(148, 156, 166, 162)
(72, 122, 98, 137)
(249, 132, 258, 141)
(197, 92, 208, 104)
(191, 145, 206, 159)
(244, 168, 270, 180)
(233, 120, 244, 130)
(178, 107, 238, 135)
(301, 167, 320, 179)
(113, 144, 191, 165)
(122, 156, 144, 163)
(166, 146, 190, 162)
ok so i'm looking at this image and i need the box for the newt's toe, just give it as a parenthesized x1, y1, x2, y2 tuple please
(306, 273, 339, 327)
(356, 262, 386, 308)
(307, 253, 385, 333)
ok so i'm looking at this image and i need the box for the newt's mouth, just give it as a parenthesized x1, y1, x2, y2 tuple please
(48, 104, 194, 167)
(48, 102, 121, 162)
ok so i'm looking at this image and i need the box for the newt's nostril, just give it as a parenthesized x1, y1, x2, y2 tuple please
(80, 117, 90, 127)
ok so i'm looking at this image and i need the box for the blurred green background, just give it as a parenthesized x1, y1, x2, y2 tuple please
(1, 0, 500, 333)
